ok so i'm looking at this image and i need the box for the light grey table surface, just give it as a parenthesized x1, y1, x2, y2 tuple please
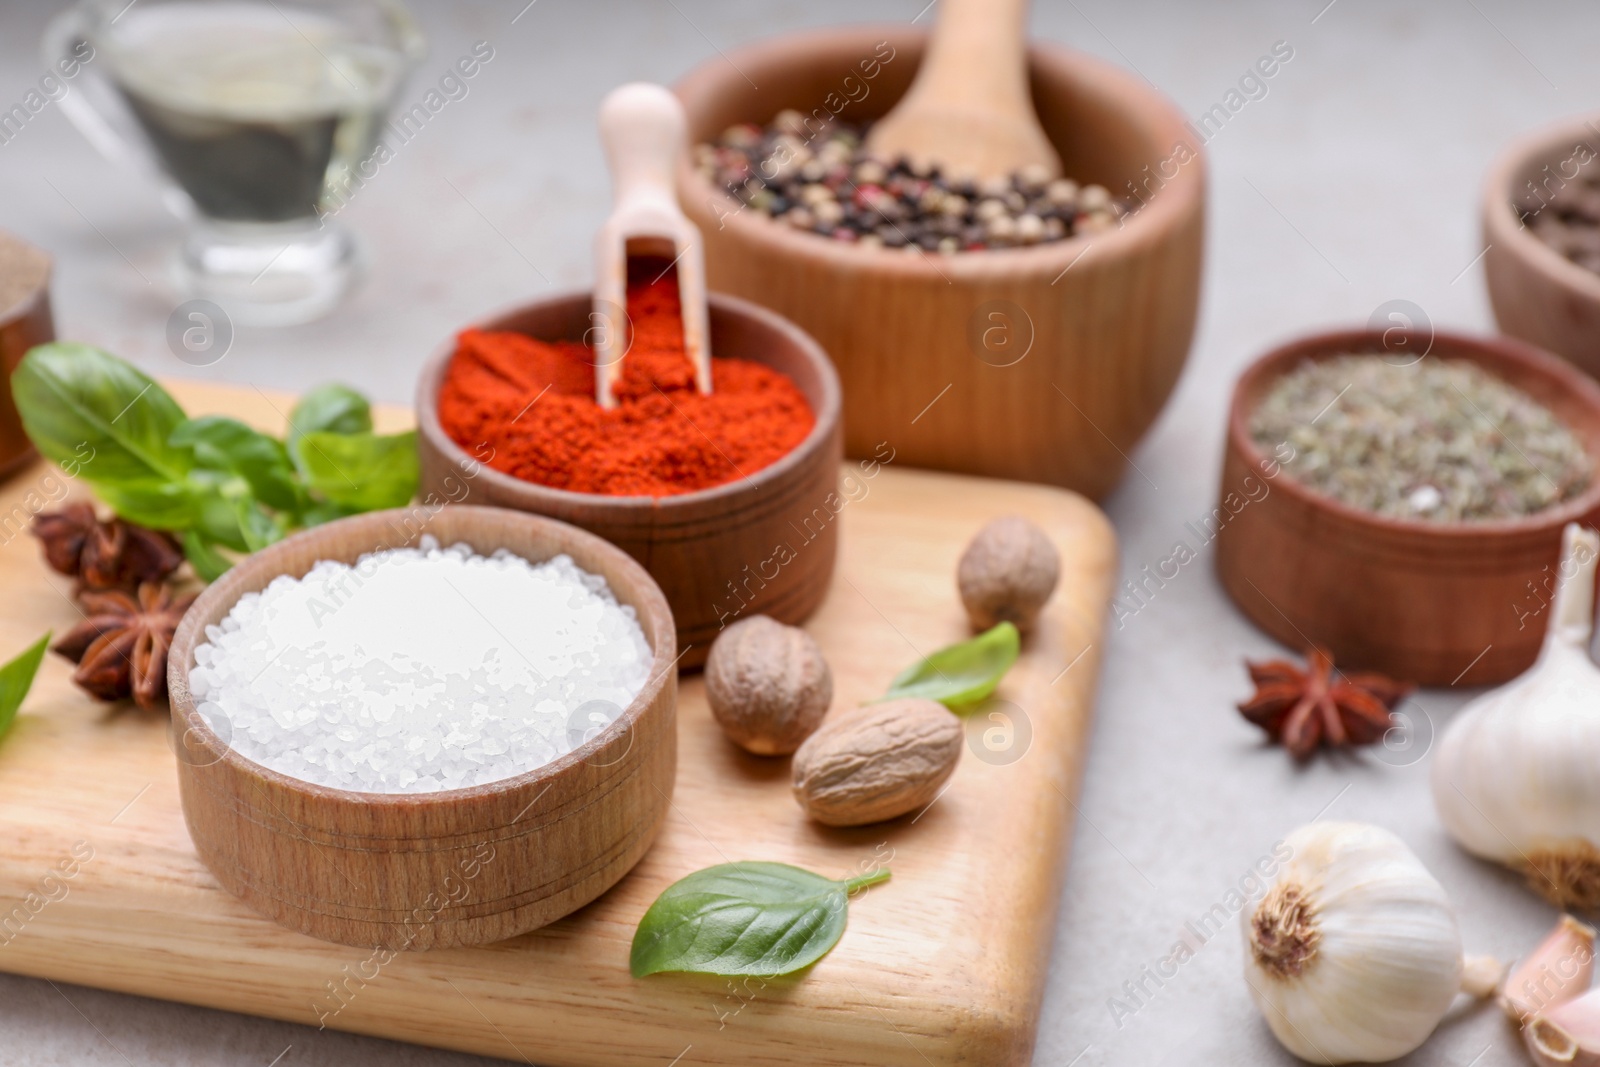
(0, 0, 1592, 1063)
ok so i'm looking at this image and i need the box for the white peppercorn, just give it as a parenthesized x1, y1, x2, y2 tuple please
(853, 159, 889, 186)
(975, 198, 1008, 222)
(1079, 184, 1112, 211)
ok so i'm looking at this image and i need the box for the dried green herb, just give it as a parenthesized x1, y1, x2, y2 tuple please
(880, 621, 1020, 708)
(1250, 355, 1591, 522)
(630, 861, 890, 978)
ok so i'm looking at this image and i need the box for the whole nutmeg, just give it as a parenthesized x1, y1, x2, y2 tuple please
(704, 615, 832, 756)
(957, 516, 1060, 633)
(791, 699, 963, 827)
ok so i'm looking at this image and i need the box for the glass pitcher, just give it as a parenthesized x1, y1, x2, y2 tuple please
(43, 0, 424, 325)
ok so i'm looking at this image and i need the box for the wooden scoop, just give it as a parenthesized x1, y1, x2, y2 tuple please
(594, 82, 711, 408)
(865, 0, 1060, 181)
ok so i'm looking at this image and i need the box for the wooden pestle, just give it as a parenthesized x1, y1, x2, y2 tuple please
(593, 82, 711, 408)
(865, 0, 1061, 181)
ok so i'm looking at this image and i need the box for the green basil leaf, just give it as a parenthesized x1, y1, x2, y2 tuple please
(180, 472, 280, 553)
(630, 861, 890, 978)
(299, 500, 356, 528)
(92, 479, 199, 530)
(186, 472, 252, 551)
(0, 633, 51, 741)
(297, 430, 417, 511)
(882, 621, 1020, 708)
(12, 343, 195, 528)
(170, 415, 304, 514)
(233, 495, 282, 552)
(181, 531, 233, 583)
(287, 384, 371, 472)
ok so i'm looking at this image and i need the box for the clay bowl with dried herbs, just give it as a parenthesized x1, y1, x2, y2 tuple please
(1216, 328, 1600, 687)
(1482, 113, 1600, 380)
(166, 504, 678, 950)
(414, 289, 842, 669)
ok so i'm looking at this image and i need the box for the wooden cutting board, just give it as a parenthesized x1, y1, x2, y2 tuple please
(0, 380, 1115, 1067)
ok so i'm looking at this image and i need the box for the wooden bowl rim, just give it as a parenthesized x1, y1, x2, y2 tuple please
(168, 505, 678, 806)
(1482, 112, 1600, 303)
(1227, 327, 1600, 538)
(0, 235, 51, 328)
(414, 288, 842, 512)
(671, 24, 1206, 279)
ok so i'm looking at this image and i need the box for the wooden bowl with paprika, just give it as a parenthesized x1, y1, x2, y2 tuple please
(1215, 328, 1600, 687)
(673, 27, 1205, 500)
(415, 288, 842, 669)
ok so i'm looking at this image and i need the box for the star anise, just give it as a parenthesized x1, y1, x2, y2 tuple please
(1238, 648, 1413, 760)
(52, 581, 197, 710)
(31, 503, 183, 591)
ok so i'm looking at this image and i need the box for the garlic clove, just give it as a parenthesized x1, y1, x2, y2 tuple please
(1242, 821, 1473, 1065)
(1528, 987, 1600, 1067)
(1502, 915, 1598, 1024)
(1463, 953, 1510, 999)
(1431, 524, 1600, 909)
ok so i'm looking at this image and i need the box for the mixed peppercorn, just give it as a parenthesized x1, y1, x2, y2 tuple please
(694, 112, 1130, 253)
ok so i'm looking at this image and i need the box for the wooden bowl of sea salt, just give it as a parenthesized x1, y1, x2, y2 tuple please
(166, 505, 677, 950)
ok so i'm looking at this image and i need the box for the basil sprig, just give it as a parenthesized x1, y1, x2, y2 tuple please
(12, 342, 195, 528)
(294, 428, 419, 513)
(0, 633, 51, 742)
(881, 621, 1020, 708)
(13, 344, 418, 577)
(630, 861, 891, 978)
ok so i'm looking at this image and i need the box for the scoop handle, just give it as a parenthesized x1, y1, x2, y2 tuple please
(599, 83, 685, 214)
(592, 82, 710, 408)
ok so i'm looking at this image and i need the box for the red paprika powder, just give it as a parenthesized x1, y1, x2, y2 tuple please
(438, 261, 814, 497)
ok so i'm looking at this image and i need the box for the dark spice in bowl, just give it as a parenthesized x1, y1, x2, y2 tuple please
(695, 113, 1130, 252)
(1519, 163, 1600, 275)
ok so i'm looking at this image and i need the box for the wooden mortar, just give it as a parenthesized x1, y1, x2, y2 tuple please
(415, 290, 843, 669)
(167, 505, 678, 949)
(674, 27, 1205, 500)
(1216, 329, 1600, 687)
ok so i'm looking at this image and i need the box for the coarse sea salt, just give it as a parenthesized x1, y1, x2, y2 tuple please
(188, 538, 652, 794)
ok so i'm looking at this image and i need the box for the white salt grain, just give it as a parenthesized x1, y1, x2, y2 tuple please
(188, 538, 652, 794)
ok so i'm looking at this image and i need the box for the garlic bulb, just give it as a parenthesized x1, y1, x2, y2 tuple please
(1432, 523, 1600, 909)
(1242, 821, 1494, 1065)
